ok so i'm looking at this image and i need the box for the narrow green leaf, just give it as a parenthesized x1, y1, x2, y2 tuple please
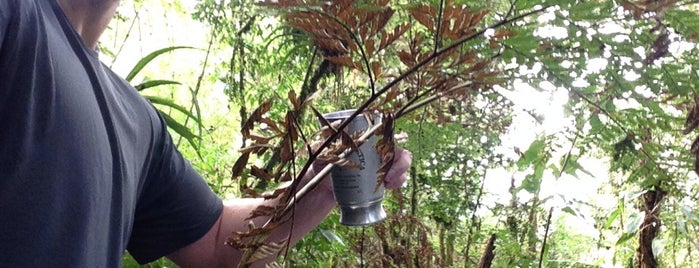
(562, 206, 576, 216)
(604, 207, 620, 229)
(125, 46, 196, 82)
(160, 112, 199, 149)
(616, 232, 636, 245)
(135, 80, 181, 91)
(145, 95, 202, 126)
(319, 228, 346, 247)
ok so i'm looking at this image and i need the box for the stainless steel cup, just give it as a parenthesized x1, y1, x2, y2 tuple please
(322, 109, 386, 226)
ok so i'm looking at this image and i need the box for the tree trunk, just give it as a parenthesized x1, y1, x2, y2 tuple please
(477, 234, 497, 268)
(636, 186, 665, 268)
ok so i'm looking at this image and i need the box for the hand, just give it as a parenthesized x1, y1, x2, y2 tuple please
(383, 147, 411, 189)
(312, 147, 412, 191)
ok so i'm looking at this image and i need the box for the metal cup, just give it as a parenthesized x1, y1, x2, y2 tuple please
(322, 109, 386, 226)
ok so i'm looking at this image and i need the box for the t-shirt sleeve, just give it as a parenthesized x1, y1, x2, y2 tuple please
(0, 0, 12, 49)
(127, 115, 223, 264)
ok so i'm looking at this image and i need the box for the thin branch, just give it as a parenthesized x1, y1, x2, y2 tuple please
(273, 5, 552, 222)
(109, 11, 140, 68)
(538, 207, 554, 268)
(434, 0, 445, 53)
(557, 133, 579, 178)
(315, 10, 376, 94)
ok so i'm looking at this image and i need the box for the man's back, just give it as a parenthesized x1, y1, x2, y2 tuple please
(0, 1, 222, 266)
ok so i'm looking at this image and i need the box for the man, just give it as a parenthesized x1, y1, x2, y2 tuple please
(0, 0, 411, 267)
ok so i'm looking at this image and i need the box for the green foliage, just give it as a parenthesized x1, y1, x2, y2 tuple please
(101, 0, 699, 266)
(124, 46, 205, 156)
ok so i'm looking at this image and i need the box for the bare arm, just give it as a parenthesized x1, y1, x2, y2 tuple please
(167, 148, 412, 268)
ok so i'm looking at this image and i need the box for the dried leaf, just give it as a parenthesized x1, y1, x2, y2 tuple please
(231, 152, 251, 180)
(246, 240, 288, 264)
(312, 106, 334, 130)
(279, 136, 294, 163)
(242, 187, 263, 199)
(409, 5, 436, 31)
(326, 55, 361, 69)
(251, 165, 274, 180)
(245, 204, 284, 221)
(242, 100, 272, 136)
(365, 39, 375, 58)
(240, 144, 274, 155)
(375, 113, 395, 190)
(285, 111, 298, 141)
(260, 117, 281, 134)
(397, 50, 416, 67)
(375, 8, 394, 33)
(226, 222, 279, 249)
(371, 61, 382, 78)
(248, 133, 276, 144)
(379, 23, 410, 52)
(315, 38, 350, 54)
(288, 90, 300, 110)
(493, 29, 514, 40)
(265, 262, 284, 268)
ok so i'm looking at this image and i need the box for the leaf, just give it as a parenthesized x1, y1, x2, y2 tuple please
(516, 139, 546, 169)
(520, 173, 541, 194)
(231, 152, 251, 179)
(134, 80, 181, 91)
(652, 238, 666, 257)
(319, 228, 346, 246)
(589, 114, 603, 131)
(144, 95, 202, 126)
(378, 23, 410, 52)
(562, 156, 595, 178)
(246, 240, 288, 264)
(666, 9, 699, 39)
(625, 211, 645, 234)
(288, 90, 300, 110)
(604, 207, 620, 229)
(408, 5, 436, 31)
(562, 206, 576, 216)
(568, 1, 613, 21)
(245, 205, 279, 221)
(242, 100, 273, 137)
(326, 55, 361, 69)
(616, 232, 636, 245)
(375, 113, 394, 190)
(502, 29, 539, 52)
(516, 0, 544, 10)
(160, 112, 200, 152)
(251, 165, 274, 180)
(680, 204, 699, 221)
(125, 46, 195, 82)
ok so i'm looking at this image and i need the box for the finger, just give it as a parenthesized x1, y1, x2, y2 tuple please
(384, 148, 411, 188)
(385, 173, 407, 190)
(388, 148, 411, 177)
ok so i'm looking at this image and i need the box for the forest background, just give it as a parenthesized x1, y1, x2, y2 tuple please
(101, 0, 699, 267)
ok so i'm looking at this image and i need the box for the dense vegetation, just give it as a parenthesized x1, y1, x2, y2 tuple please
(106, 0, 699, 267)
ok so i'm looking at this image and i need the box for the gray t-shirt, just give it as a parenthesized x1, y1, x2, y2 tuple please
(0, 0, 223, 266)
